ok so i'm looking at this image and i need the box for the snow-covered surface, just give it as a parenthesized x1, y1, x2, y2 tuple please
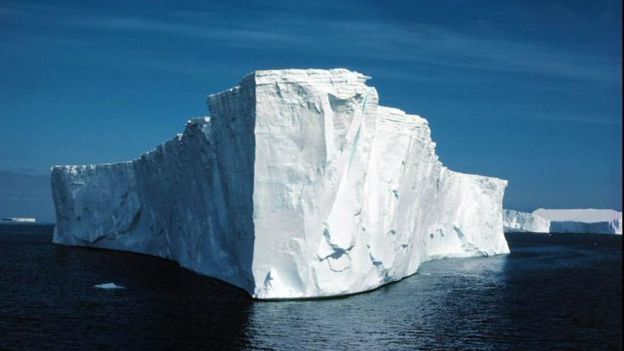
(52, 69, 509, 299)
(534, 209, 622, 235)
(503, 209, 550, 233)
(93, 282, 125, 290)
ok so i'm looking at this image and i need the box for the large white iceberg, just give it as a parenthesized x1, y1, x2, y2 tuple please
(51, 69, 509, 299)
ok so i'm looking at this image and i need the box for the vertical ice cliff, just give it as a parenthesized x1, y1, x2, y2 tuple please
(52, 69, 509, 299)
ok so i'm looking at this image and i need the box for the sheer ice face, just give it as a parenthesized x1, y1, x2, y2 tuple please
(51, 69, 509, 299)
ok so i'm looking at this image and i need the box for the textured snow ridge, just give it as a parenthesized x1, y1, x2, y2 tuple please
(52, 69, 510, 299)
(534, 209, 622, 235)
(503, 209, 550, 233)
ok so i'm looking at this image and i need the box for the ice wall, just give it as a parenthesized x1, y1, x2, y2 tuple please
(52, 69, 510, 299)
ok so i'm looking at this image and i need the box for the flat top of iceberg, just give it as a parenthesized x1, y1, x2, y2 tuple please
(533, 209, 622, 223)
(208, 68, 371, 103)
(253, 68, 370, 84)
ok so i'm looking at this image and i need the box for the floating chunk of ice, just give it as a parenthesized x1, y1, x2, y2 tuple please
(93, 282, 125, 290)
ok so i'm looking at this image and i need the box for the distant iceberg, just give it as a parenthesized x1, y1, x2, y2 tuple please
(52, 69, 509, 299)
(503, 209, 550, 233)
(535, 209, 622, 235)
(504, 208, 622, 235)
(1, 217, 36, 223)
(93, 282, 125, 290)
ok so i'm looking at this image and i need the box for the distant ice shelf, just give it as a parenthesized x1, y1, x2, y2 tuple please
(51, 69, 509, 299)
(1, 217, 36, 223)
(504, 208, 622, 235)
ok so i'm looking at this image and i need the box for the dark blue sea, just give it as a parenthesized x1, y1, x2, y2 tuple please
(0, 224, 621, 350)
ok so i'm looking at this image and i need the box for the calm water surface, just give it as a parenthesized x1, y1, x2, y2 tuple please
(0, 225, 621, 350)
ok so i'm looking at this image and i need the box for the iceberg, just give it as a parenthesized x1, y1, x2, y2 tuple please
(52, 69, 509, 299)
(534, 209, 622, 235)
(503, 209, 550, 233)
(93, 282, 125, 290)
(503, 208, 622, 235)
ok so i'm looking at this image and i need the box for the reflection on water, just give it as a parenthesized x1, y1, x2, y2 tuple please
(0, 227, 621, 350)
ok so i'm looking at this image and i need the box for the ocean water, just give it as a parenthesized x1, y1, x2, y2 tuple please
(0, 225, 621, 350)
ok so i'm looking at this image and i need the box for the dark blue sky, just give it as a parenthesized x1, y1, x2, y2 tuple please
(0, 0, 621, 221)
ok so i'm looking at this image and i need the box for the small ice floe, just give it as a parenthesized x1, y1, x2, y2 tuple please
(93, 282, 126, 290)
